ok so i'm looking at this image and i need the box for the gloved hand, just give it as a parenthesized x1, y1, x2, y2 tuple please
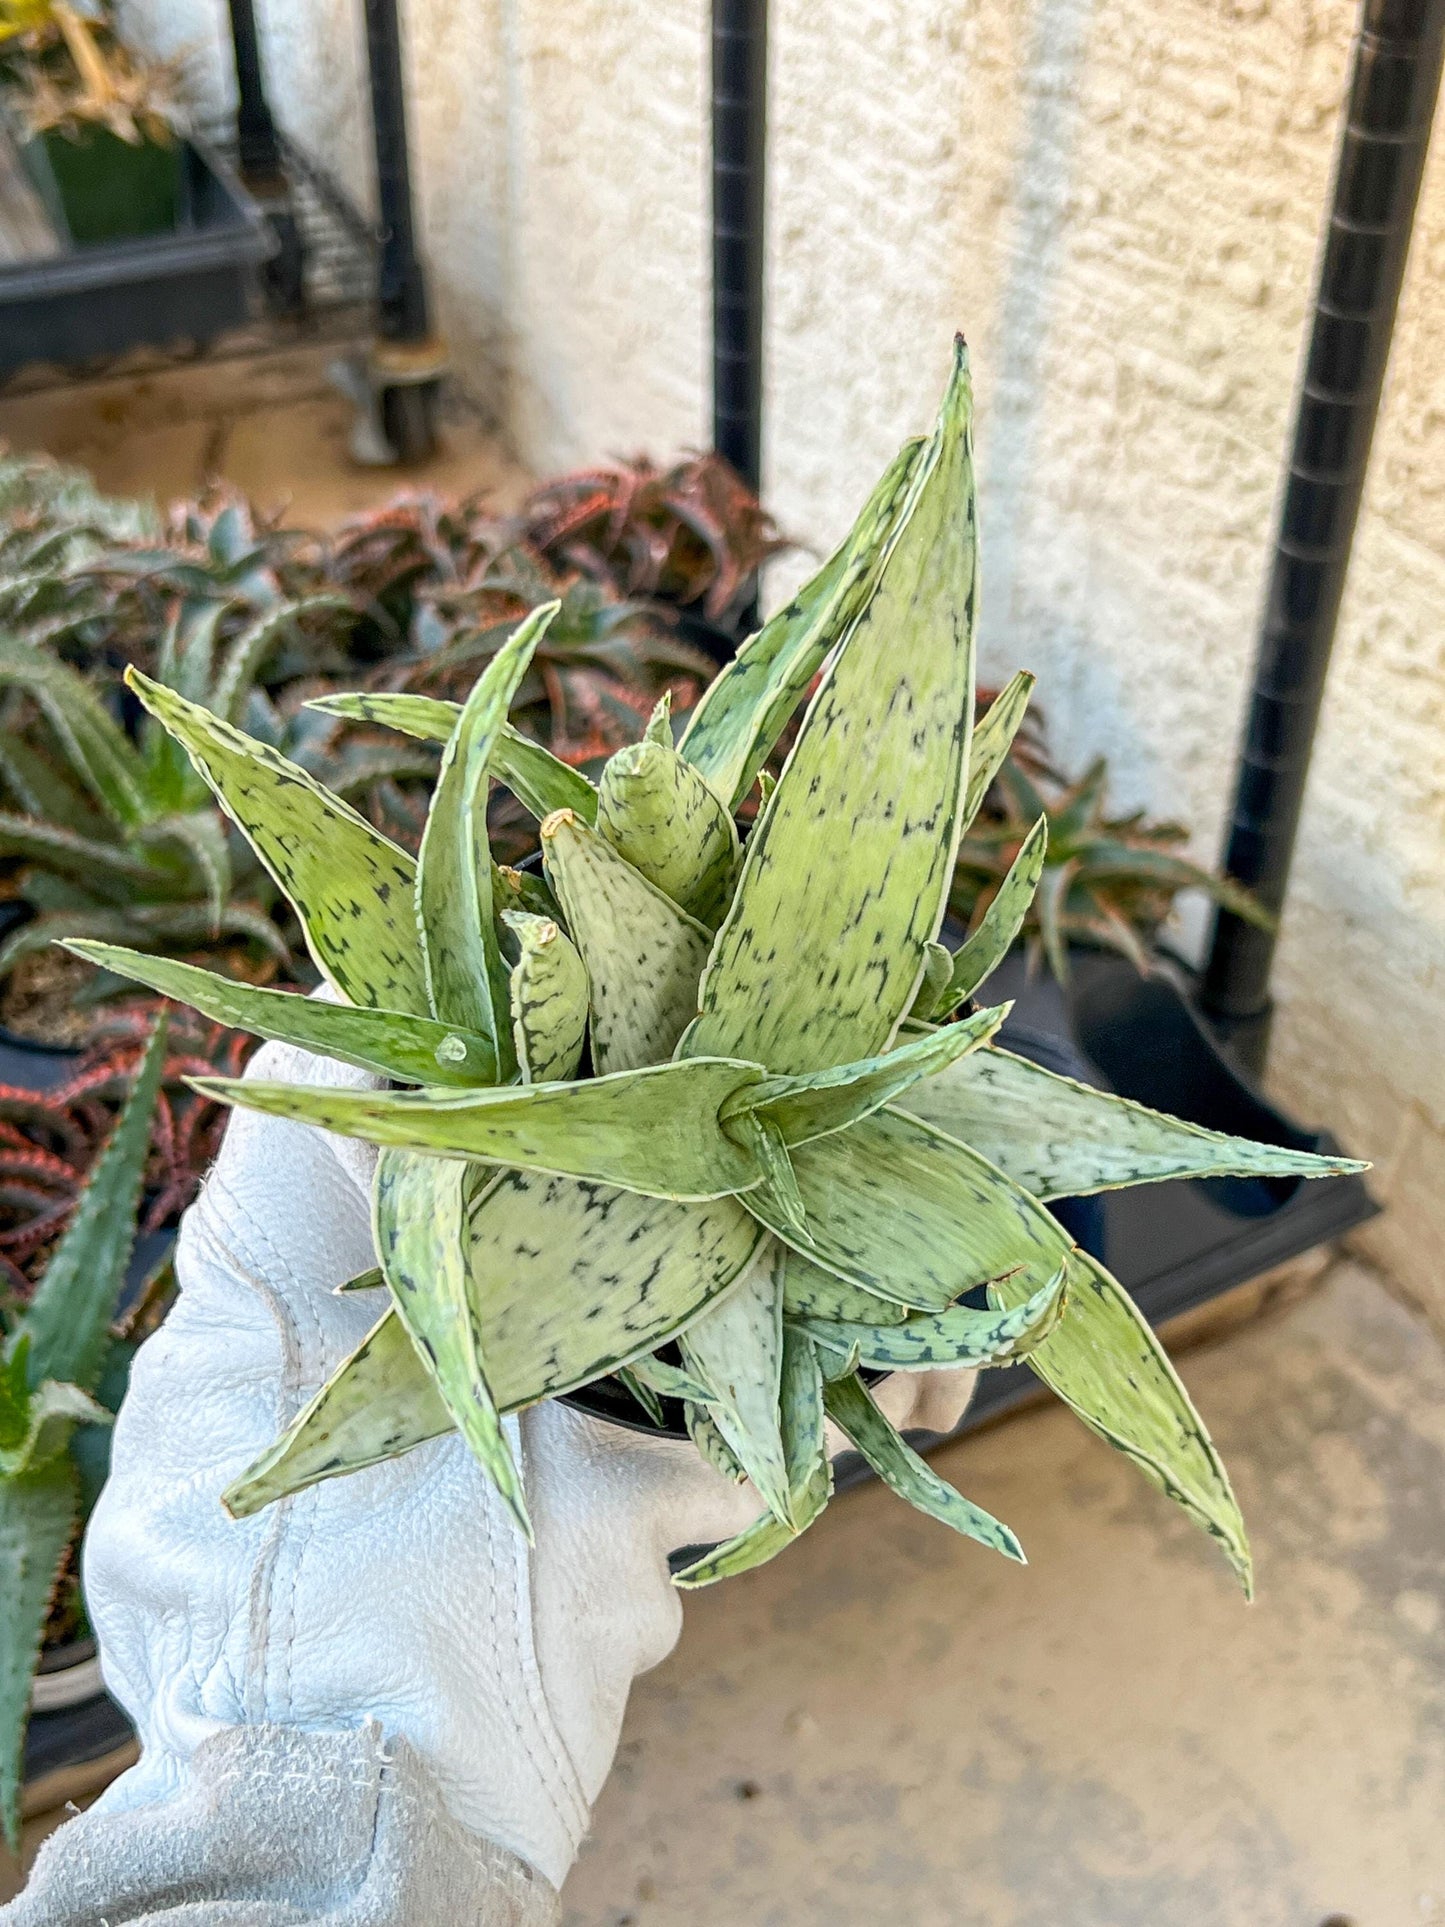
(5, 1042, 974, 1926)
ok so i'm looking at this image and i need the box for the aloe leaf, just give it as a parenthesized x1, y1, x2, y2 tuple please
(0, 1455, 78, 1846)
(722, 1109, 808, 1237)
(214, 595, 352, 723)
(629, 1354, 713, 1405)
(0, 638, 149, 828)
(994, 1250, 1251, 1593)
(224, 1302, 451, 1519)
(617, 1368, 666, 1426)
(731, 1003, 1008, 1147)
(0, 1353, 109, 1480)
(781, 1249, 910, 1326)
(964, 670, 1035, 830)
(542, 808, 711, 1073)
(678, 436, 927, 809)
(643, 691, 673, 745)
(193, 1055, 767, 1201)
(896, 1045, 1368, 1198)
(504, 910, 588, 1083)
(596, 739, 740, 927)
(0, 814, 160, 885)
(309, 692, 598, 824)
(674, 1325, 830, 1586)
(679, 1240, 791, 1526)
(336, 1267, 384, 1293)
(747, 1106, 1072, 1311)
(927, 817, 1048, 1016)
(230, 1174, 766, 1517)
(824, 1372, 1024, 1562)
(139, 809, 232, 926)
(494, 862, 560, 923)
(21, 1015, 167, 1392)
(913, 940, 953, 1018)
(461, 1171, 766, 1408)
(65, 941, 499, 1088)
(376, 1150, 529, 1537)
(800, 1260, 1066, 1371)
(687, 342, 979, 1076)
(126, 668, 428, 1013)
(417, 604, 558, 1059)
(686, 1401, 745, 1482)
(0, 734, 94, 834)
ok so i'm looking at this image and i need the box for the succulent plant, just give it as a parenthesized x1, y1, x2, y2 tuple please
(951, 707, 1270, 980)
(0, 1004, 251, 1305)
(0, 1015, 166, 1845)
(74, 344, 1362, 1601)
(514, 450, 789, 628)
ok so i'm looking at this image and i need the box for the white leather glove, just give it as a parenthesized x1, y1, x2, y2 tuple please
(5, 1043, 974, 1925)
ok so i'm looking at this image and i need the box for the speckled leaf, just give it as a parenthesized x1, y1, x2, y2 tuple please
(228, 1179, 764, 1515)
(913, 941, 953, 1019)
(800, 1260, 1066, 1371)
(686, 342, 978, 1076)
(223, 1299, 450, 1519)
(686, 1401, 745, 1482)
(375, 1149, 529, 1536)
(542, 809, 712, 1074)
(674, 1325, 830, 1587)
(643, 691, 673, 745)
(308, 691, 598, 824)
(823, 1371, 1025, 1563)
(66, 941, 498, 1088)
(679, 437, 927, 809)
(630, 1354, 713, 1405)
(925, 817, 1048, 1016)
(493, 862, 560, 923)
(723, 1108, 809, 1237)
(618, 1368, 666, 1426)
(417, 604, 558, 1058)
(679, 1240, 791, 1525)
(964, 670, 1035, 831)
(993, 1250, 1251, 1592)
(0, 1455, 78, 1846)
(732, 1003, 1008, 1147)
(194, 1055, 767, 1201)
(504, 910, 588, 1084)
(746, 1106, 1072, 1310)
(596, 739, 740, 926)
(896, 1045, 1368, 1198)
(126, 668, 427, 1012)
(461, 1169, 765, 1406)
(780, 1250, 910, 1326)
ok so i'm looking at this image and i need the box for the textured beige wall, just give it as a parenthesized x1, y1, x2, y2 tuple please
(125, 0, 1445, 1317)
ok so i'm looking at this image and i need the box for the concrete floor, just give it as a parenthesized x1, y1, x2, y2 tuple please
(1, 366, 1441, 1923)
(563, 1259, 1445, 1927)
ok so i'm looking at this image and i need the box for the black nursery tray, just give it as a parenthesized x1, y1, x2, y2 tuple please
(0, 138, 273, 382)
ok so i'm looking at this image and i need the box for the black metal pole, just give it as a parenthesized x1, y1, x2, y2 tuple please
(1201, 0, 1445, 1073)
(362, 0, 441, 460)
(225, 0, 306, 314)
(712, 0, 767, 528)
(226, 0, 284, 185)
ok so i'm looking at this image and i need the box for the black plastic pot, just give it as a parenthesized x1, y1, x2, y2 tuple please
(0, 137, 273, 382)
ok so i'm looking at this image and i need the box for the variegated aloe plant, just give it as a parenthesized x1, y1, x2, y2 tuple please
(67, 342, 1363, 1594)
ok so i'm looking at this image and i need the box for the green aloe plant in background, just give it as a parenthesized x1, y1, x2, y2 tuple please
(73, 343, 1362, 1605)
(0, 1015, 165, 1845)
(951, 722, 1272, 981)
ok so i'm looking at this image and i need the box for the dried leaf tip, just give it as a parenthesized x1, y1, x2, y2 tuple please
(541, 809, 577, 837)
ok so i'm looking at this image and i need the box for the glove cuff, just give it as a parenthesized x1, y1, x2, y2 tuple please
(2, 1721, 560, 1927)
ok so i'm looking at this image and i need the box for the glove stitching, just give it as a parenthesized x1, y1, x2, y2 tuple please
(507, 1427, 589, 1837)
(480, 1472, 583, 1854)
(197, 1170, 315, 1726)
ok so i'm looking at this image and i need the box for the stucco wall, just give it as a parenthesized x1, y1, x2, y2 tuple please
(124, 0, 1445, 1319)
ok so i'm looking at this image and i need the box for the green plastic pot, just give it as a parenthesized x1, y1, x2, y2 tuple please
(22, 123, 182, 247)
